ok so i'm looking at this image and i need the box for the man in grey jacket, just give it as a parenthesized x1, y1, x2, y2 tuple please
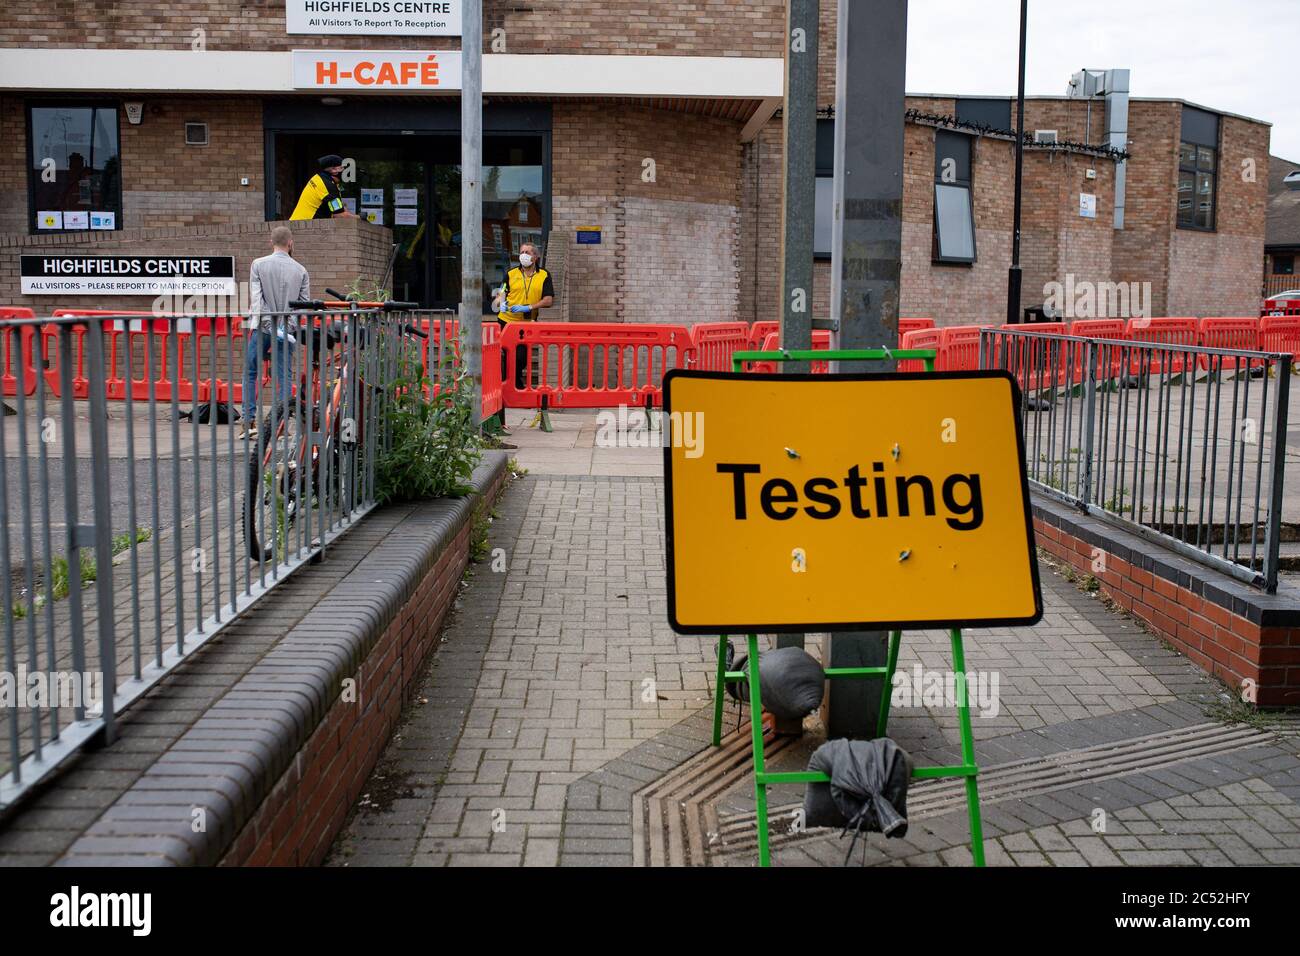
(241, 226, 310, 438)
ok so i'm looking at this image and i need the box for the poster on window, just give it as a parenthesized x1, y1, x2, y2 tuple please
(37, 211, 63, 230)
(362, 207, 384, 225)
(394, 207, 418, 226)
(342, 198, 357, 215)
(394, 188, 418, 206)
(361, 188, 384, 206)
(90, 211, 115, 229)
(63, 211, 89, 230)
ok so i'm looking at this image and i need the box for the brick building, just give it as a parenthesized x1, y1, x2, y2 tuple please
(0, 2, 1272, 324)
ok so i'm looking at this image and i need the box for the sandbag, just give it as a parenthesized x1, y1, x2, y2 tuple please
(802, 737, 913, 838)
(725, 644, 824, 722)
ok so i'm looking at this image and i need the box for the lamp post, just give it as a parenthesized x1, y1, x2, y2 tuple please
(1006, 0, 1028, 325)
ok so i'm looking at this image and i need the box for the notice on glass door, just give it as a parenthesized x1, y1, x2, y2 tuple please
(394, 207, 418, 226)
(394, 188, 418, 206)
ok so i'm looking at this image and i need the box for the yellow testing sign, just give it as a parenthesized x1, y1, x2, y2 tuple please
(663, 370, 1042, 633)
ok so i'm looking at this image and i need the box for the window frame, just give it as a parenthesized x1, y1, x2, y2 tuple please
(932, 129, 977, 266)
(1177, 108, 1220, 234)
(25, 98, 124, 234)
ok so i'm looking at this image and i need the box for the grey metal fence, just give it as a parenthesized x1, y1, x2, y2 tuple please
(0, 305, 450, 811)
(980, 327, 1293, 592)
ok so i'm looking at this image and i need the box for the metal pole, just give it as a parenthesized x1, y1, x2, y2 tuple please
(779, 0, 818, 372)
(1006, 0, 1028, 325)
(775, 0, 818, 663)
(824, 0, 908, 739)
(461, 0, 484, 425)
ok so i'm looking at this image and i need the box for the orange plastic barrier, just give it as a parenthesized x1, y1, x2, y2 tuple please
(691, 321, 751, 372)
(1124, 317, 1198, 374)
(940, 325, 991, 372)
(997, 323, 1068, 389)
(481, 321, 504, 418)
(748, 330, 831, 374)
(1259, 315, 1300, 361)
(898, 317, 935, 339)
(0, 307, 37, 397)
(748, 320, 779, 351)
(1197, 317, 1261, 371)
(1066, 319, 1126, 381)
(899, 328, 941, 372)
(501, 322, 694, 408)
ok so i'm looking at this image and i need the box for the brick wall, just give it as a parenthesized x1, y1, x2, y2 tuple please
(1034, 507, 1300, 707)
(219, 491, 495, 867)
(0, 217, 392, 311)
(1166, 114, 1270, 317)
(552, 104, 741, 324)
(0, 1, 789, 55)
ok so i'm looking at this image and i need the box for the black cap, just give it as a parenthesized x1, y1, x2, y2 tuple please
(318, 154, 344, 169)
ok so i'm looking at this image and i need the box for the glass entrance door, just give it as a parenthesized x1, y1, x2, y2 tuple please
(271, 131, 546, 310)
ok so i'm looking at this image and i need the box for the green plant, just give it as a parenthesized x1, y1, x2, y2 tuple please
(374, 342, 482, 504)
(344, 276, 391, 303)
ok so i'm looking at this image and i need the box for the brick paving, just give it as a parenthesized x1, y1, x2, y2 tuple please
(327, 413, 1300, 867)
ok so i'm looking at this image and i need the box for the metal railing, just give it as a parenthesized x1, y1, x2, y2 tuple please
(981, 327, 1293, 592)
(0, 305, 451, 811)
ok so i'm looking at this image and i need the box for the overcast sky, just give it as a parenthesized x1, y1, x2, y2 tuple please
(904, 0, 1299, 160)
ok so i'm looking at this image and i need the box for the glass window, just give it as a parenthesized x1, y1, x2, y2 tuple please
(29, 103, 121, 232)
(1177, 137, 1216, 231)
(1274, 254, 1294, 276)
(933, 131, 976, 264)
(934, 185, 975, 261)
(813, 176, 834, 257)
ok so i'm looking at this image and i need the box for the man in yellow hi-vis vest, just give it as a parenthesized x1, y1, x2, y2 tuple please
(290, 154, 358, 221)
(491, 242, 553, 430)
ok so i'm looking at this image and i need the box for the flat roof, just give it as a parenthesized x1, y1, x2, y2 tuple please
(906, 92, 1270, 128)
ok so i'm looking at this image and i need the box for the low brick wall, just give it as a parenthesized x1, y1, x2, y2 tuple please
(1, 217, 393, 313)
(55, 452, 507, 866)
(1033, 494, 1300, 707)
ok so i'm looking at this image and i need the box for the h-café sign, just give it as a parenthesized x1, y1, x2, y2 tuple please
(286, 0, 462, 36)
(292, 50, 462, 91)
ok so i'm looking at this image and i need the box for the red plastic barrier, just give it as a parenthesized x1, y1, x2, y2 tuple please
(1124, 317, 1198, 374)
(748, 320, 778, 351)
(0, 308, 37, 397)
(691, 321, 751, 371)
(898, 317, 935, 339)
(940, 325, 991, 372)
(1197, 317, 1261, 371)
(501, 322, 694, 408)
(748, 330, 831, 374)
(481, 321, 503, 418)
(997, 323, 1067, 388)
(899, 328, 941, 372)
(1260, 316, 1300, 361)
(1066, 319, 1126, 381)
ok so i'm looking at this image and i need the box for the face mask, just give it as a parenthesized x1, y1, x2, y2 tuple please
(519, 253, 534, 268)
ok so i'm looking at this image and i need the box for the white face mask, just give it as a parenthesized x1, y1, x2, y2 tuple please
(519, 253, 534, 268)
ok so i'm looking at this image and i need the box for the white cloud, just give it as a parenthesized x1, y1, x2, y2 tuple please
(905, 0, 1299, 160)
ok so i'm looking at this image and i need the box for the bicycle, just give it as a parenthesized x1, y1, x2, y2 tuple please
(243, 292, 425, 562)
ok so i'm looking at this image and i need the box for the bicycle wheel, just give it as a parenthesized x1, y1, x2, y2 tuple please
(244, 398, 305, 562)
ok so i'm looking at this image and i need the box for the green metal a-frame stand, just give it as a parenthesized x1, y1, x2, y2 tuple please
(711, 347, 985, 868)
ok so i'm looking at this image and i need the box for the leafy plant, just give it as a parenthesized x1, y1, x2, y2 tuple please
(345, 276, 391, 303)
(374, 341, 482, 504)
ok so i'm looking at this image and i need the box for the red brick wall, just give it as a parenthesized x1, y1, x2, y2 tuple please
(220, 473, 505, 867)
(0, 1, 789, 54)
(1035, 515, 1300, 707)
(1166, 114, 1270, 317)
(552, 104, 742, 324)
